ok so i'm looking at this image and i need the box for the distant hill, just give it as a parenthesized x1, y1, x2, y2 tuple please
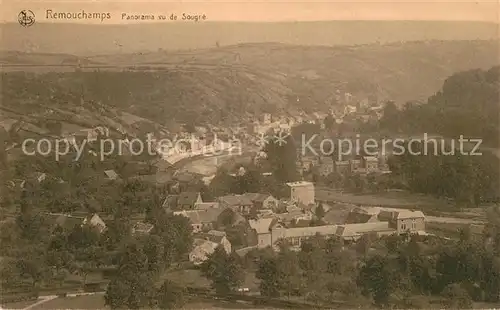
(1, 40, 499, 139)
(1, 20, 498, 55)
(2, 40, 499, 104)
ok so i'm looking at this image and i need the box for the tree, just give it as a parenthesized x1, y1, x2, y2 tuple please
(16, 185, 48, 242)
(298, 236, 330, 302)
(441, 283, 473, 309)
(256, 255, 281, 298)
(276, 246, 303, 299)
(153, 213, 193, 267)
(234, 164, 264, 194)
(155, 280, 186, 309)
(209, 168, 235, 198)
(356, 234, 374, 258)
(324, 114, 335, 131)
(104, 243, 155, 309)
(315, 203, 325, 220)
(263, 134, 299, 183)
(105, 278, 130, 309)
(75, 245, 105, 286)
(142, 235, 165, 273)
(0, 258, 23, 289)
(15, 246, 49, 288)
(357, 254, 398, 306)
(200, 246, 244, 294)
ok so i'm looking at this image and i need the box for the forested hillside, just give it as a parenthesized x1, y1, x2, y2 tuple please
(1, 41, 498, 131)
(378, 66, 500, 146)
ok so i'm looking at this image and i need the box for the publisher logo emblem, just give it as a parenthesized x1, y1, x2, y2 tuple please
(18, 10, 35, 27)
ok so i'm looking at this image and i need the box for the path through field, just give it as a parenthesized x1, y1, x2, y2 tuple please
(22, 295, 57, 310)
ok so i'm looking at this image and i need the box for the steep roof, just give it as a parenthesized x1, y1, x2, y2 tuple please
(218, 195, 253, 206)
(395, 210, 425, 219)
(178, 192, 201, 206)
(200, 230, 227, 243)
(180, 208, 224, 225)
(195, 202, 220, 210)
(345, 212, 376, 224)
(132, 221, 154, 234)
(162, 195, 179, 209)
(355, 207, 381, 215)
(104, 170, 118, 180)
(336, 222, 393, 238)
(378, 209, 425, 220)
(272, 225, 338, 240)
(323, 208, 349, 225)
(191, 238, 219, 252)
(243, 193, 274, 204)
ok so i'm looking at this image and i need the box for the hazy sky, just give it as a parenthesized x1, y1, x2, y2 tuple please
(1, 0, 499, 23)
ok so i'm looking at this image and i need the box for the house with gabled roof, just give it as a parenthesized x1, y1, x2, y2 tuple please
(344, 207, 379, 224)
(32, 172, 47, 183)
(46, 213, 106, 233)
(177, 192, 202, 210)
(286, 181, 315, 206)
(217, 194, 254, 215)
(377, 209, 425, 234)
(335, 222, 395, 242)
(270, 224, 338, 250)
(194, 202, 219, 210)
(189, 238, 230, 266)
(104, 169, 119, 181)
(131, 221, 154, 235)
(162, 194, 179, 212)
(249, 217, 280, 248)
(242, 193, 278, 210)
(198, 230, 232, 254)
(174, 208, 224, 233)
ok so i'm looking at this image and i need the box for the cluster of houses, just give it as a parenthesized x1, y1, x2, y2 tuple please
(249, 205, 426, 250)
(160, 181, 427, 264)
(41, 179, 426, 266)
(246, 92, 385, 136)
(297, 153, 390, 177)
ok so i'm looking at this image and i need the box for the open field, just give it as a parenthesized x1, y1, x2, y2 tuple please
(425, 216, 484, 225)
(316, 188, 452, 209)
(165, 269, 260, 293)
(185, 298, 278, 309)
(1, 299, 40, 309)
(27, 294, 277, 310)
(30, 294, 106, 310)
(181, 151, 255, 176)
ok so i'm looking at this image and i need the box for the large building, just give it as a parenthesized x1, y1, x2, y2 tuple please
(286, 181, 315, 206)
(271, 224, 338, 249)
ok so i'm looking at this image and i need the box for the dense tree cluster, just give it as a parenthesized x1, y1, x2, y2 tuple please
(378, 66, 499, 147)
(200, 246, 244, 294)
(208, 162, 290, 200)
(263, 133, 300, 183)
(0, 144, 193, 306)
(389, 143, 500, 206)
(249, 223, 500, 308)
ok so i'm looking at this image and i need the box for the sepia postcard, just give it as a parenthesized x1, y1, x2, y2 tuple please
(0, 0, 499, 309)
